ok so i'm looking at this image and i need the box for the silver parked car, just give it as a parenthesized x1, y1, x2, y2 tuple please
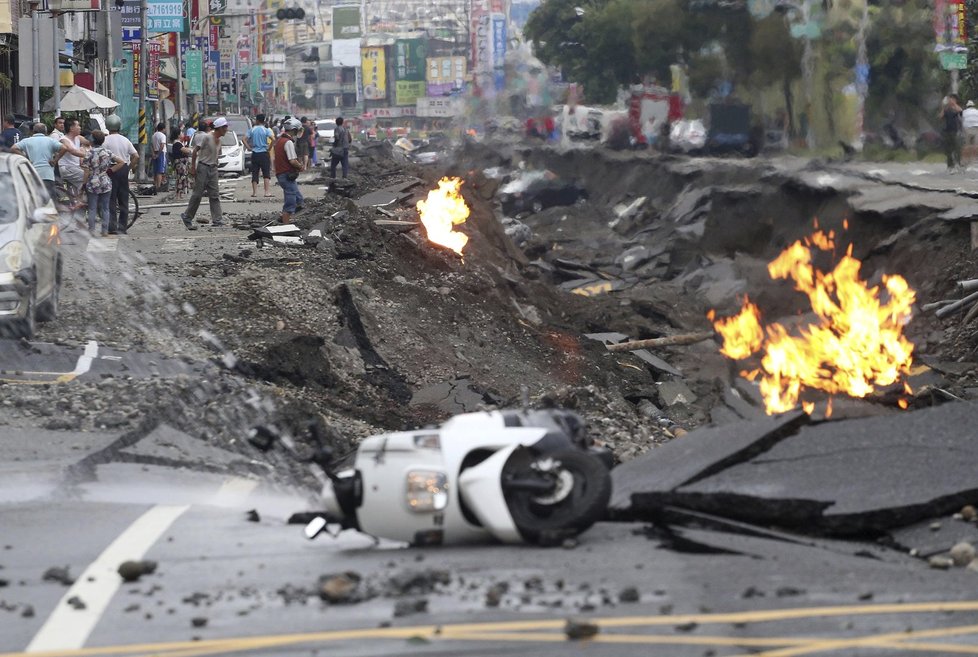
(0, 153, 62, 339)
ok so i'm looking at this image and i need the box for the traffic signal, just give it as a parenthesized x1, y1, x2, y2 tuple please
(276, 7, 305, 19)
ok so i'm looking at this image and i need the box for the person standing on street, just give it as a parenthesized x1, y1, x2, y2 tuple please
(55, 118, 90, 201)
(305, 118, 318, 167)
(295, 116, 310, 170)
(0, 115, 20, 149)
(49, 116, 65, 142)
(329, 116, 351, 180)
(181, 116, 227, 230)
(81, 131, 116, 237)
(170, 127, 192, 200)
(11, 123, 68, 201)
(244, 113, 273, 198)
(273, 117, 304, 225)
(102, 114, 138, 235)
(941, 94, 964, 172)
(151, 122, 167, 193)
(962, 100, 978, 166)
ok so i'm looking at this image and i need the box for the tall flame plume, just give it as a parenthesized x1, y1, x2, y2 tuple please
(416, 177, 470, 256)
(708, 228, 916, 415)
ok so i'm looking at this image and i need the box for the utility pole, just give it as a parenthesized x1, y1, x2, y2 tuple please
(52, 11, 61, 117)
(106, 6, 114, 98)
(30, 1, 40, 122)
(138, 0, 149, 182)
(176, 32, 185, 123)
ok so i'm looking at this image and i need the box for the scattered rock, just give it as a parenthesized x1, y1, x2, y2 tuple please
(619, 587, 640, 603)
(0, 579, 8, 588)
(118, 560, 158, 583)
(21, 605, 34, 618)
(393, 598, 428, 617)
(963, 505, 978, 522)
(66, 596, 86, 610)
(929, 555, 954, 570)
(42, 566, 75, 586)
(318, 572, 362, 604)
(658, 380, 698, 407)
(485, 582, 508, 607)
(191, 617, 208, 628)
(950, 542, 976, 567)
(245, 509, 260, 523)
(930, 522, 942, 532)
(565, 618, 600, 640)
(675, 622, 699, 632)
(776, 586, 805, 597)
(741, 586, 765, 598)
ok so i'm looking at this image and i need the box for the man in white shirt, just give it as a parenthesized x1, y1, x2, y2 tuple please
(963, 101, 978, 165)
(151, 122, 167, 193)
(103, 115, 139, 235)
(49, 116, 65, 142)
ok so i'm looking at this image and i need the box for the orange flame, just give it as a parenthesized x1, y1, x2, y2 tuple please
(417, 177, 470, 256)
(710, 230, 916, 415)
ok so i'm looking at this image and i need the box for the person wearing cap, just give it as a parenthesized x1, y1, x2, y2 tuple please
(273, 117, 305, 224)
(963, 100, 978, 165)
(181, 116, 228, 229)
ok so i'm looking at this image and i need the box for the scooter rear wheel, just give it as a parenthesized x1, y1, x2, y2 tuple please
(503, 449, 611, 544)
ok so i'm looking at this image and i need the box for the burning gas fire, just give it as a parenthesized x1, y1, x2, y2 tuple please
(708, 227, 916, 415)
(417, 177, 470, 256)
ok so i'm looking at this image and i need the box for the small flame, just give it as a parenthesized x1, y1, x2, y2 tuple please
(416, 177, 470, 256)
(710, 230, 916, 415)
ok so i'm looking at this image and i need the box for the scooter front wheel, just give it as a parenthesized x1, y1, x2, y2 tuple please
(503, 449, 611, 545)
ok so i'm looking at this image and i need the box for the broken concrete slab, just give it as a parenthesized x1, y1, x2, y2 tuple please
(355, 191, 400, 208)
(119, 423, 250, 470)
(657, 380, 698, 406)
(890, 518, 978, 558)
(410, 377, 502, 415)
(658, 402, 978, 534)
(610, 411, 807, 513)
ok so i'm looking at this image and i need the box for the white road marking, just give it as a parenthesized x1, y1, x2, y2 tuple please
(71, 341, 98, 377)
(24, 478, 257, 652)
(86, 239, 118, 253)
(25, 504, 190, 652)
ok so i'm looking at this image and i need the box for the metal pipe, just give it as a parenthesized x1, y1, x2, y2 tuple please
(935, 289, 978, 318)
(52, 11, 61, 118)
(138, 0, 148, 182)
(956, 279, 978, 294)
(31, 3, 40, 122)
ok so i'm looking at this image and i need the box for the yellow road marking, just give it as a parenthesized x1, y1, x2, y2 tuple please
(7, 602, 978, 657)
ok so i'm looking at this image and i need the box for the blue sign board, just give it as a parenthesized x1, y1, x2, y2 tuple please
(148, 0, 185, 33)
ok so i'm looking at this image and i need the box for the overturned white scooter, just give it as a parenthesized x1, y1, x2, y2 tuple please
(304, 408, 614, 546)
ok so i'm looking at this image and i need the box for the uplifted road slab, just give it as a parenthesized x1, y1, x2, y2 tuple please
(610, 410, 807, 513)
(645, 402, 978, 534)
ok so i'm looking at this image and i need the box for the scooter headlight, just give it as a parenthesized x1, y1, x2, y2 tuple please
(405, 470, 448, 512)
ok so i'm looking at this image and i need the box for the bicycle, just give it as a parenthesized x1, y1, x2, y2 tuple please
(53, 180, 141, 231)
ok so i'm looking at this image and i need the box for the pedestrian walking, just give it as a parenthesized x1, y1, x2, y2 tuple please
(151, 122, 167, 193)
(181, 116, 227, 230)
(307, 119, 319, 167)
(102, 114, 138, 235)
(170, 127, 192, 200)
(295, 116, 310, 170)
(941, 94, 964, 172)
(273, 117, 304, 225)
(81, 131, 115, 237)
(11, 123, 68, 201)
(329, 116, 351, 180)
(244, 113, 274, 197)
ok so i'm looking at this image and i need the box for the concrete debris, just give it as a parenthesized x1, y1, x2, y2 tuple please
(928, 555, 953, 570)
(117, 560, 158, 583)
(950, 542, 976, 567)
(485, 582, 508, 607)
(42, 566, 75, 586)
(245, 509, 260, 523)
(564, 618, 600, 640)
(66, 596, 86, 610)
(318, 572, 362, 604)
(191, 616, 208, 628)
(393, 598, 428, 617)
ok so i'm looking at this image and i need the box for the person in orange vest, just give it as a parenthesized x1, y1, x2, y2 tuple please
(273, 117, 305, 224)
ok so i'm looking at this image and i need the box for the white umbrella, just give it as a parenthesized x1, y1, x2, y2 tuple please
(45, 86, 120, 112)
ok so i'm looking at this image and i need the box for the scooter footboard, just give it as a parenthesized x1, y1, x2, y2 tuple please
(457, 445, 523, 544)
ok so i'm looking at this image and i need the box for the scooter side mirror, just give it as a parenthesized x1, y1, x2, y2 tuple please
(305, 516, 328, 539)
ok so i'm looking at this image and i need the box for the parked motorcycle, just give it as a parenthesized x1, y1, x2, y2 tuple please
(304, 408, 614, 547)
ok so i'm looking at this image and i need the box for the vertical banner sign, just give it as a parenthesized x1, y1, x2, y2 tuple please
(361, 47, 387, 100)
(207, 54, 219, 102)
(934, 0, 967, 52)
(490, 13, 506, 91)
(186, 49, 203, 95)
(147, 0, 185, 33)
(470, 0, 489, 77)
(394, 39, 425, 81)
(131, 42, 160, 99)
(332, 5, 362, 67)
